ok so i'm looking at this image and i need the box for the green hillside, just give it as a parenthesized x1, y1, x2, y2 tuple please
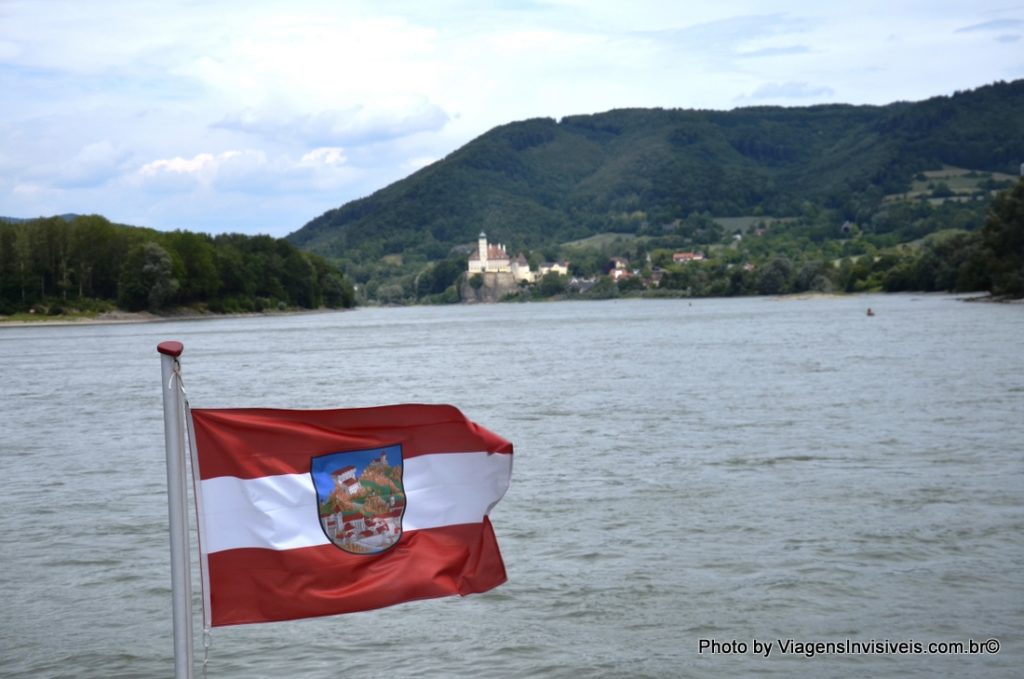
(288, 80, 1023, 302)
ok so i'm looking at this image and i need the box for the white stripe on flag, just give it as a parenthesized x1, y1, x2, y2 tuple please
(199, 452, 512, 554)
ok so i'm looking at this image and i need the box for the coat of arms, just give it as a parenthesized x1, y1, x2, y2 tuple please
(311, 445, 406, 554)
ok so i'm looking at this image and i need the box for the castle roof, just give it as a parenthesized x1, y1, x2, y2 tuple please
(468, 244, 510, 261)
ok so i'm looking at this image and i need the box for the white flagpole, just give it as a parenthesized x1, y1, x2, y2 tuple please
(158, 340, 194, 679)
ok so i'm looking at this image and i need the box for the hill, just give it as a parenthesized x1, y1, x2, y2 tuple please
(287, 80, 1023, 301)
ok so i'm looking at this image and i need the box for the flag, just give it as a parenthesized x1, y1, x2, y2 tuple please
(189, 403, 513, 626)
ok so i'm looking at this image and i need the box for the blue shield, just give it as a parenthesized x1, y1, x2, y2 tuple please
(311, 445, 405, 555)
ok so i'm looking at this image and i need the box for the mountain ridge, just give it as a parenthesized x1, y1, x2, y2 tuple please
(288, 80, 1024, 268)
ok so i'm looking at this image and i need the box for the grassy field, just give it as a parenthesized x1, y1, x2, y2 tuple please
(883, 165, 1016, 204)
(713, 216, 795, 233)
(561, 233, 640, 248)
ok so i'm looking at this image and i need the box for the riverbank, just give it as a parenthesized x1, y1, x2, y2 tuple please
(0, 307, 347, 328)
(3, 292, 1014, 327)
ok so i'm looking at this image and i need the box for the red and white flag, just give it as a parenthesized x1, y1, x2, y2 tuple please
(189, 404, 513, 626)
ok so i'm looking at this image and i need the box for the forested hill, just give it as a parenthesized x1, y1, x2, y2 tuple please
(288, 80, 1023, 295)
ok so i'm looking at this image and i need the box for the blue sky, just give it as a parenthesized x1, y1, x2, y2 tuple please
(310, 445, 401, 501)
(1, 0, 1021, 237)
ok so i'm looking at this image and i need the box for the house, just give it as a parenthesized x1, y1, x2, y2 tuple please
(511, 253, 535, 283)
(538, 260, 570, 277)
(673, 251, 705, 263)
(610, 268, 632, 281)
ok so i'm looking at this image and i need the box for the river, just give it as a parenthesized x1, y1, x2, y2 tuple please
(1, 293, 1022, 678)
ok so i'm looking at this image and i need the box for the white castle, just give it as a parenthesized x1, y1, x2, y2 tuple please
(466, 232, 568, 283)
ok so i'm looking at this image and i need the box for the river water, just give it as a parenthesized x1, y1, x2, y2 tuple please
(1, 294, 1022, 678)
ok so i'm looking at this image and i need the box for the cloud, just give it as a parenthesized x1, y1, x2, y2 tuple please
(50, 141, 132, 188)
(955, 19, 1024, 33)
(301, 147, 347, 167)
(737, 45, 811, 58)
(996, 34, 1021, 43)
(135, 150, 267, 192)
(0, 40, 20, 60)
(214, 99, 451, 147)
(746, 81, 835, 100)
(133, 147, 361, 196)
(638, 13, 812, 58)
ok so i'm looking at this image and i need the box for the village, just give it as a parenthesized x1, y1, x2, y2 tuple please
(466, 231, 731, 296)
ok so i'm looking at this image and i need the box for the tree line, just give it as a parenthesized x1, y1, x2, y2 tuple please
(592, 179, 1024, 300)
(0, 215, 354, 316)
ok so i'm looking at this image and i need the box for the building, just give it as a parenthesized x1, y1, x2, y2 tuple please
(468, 232, 538, 283)
(511, 253, 535, 283)
(538, 261, 571, 277)
(673, 251, 705, 263)
(332, 466, 360, 495)
(608, 257, 631, 281)
(467, 232, 511, 275)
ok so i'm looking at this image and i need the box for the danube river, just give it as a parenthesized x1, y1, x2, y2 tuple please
(1, 294, 1022, 678)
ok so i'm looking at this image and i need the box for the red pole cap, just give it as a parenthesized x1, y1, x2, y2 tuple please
(157, 340, 184, 357)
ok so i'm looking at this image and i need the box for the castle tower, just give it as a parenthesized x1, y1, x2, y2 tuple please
(478, 231, 488, 270)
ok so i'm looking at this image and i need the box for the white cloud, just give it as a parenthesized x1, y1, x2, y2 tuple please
(215, 98, 451, 147)
(955, 18, 1024, 33)
(738, 45, 812, 58)
(301, 147, 347, 167)
(46, 141, 130, 188)
(135, 150, 265, 192)
(746, 81, 836, 100)
(133, 147, 363, 197)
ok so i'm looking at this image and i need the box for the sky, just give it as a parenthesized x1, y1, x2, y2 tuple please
(1, 1, 1021, 238)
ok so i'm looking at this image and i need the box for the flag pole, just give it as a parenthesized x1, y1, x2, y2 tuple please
(158, 340, 194, 679)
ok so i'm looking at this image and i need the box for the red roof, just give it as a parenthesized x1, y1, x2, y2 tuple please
(468, 245, 509, 261)
(332, 466, 356, 476)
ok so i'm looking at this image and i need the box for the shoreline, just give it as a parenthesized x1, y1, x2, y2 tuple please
(0, 307, 348, 328)
(3, 292, 1011, 328)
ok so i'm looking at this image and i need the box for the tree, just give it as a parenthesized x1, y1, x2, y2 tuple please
(980, 179, 1024, 297)
(118, 242, 179, 311)
(538, 272, 568, 297)
(166, 230, 220, 303)
(756, 256, 793, 295)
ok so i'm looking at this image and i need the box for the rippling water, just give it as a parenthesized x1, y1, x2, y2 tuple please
(2, 294, 1022, 678)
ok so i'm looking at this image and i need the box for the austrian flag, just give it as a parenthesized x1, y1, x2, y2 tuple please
(190, 404, 513, 626)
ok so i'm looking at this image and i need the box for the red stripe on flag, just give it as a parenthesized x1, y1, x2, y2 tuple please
(192, 404, 512, 479)
(206, 520, 507, 626)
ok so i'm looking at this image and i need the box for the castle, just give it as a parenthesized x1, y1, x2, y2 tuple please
(467, 232, 534, 282)
(466, 232, 569, 283)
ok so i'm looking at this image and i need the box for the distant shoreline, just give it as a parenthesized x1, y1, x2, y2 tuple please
(5, 292, 1013, 328)
(0, 307, 348, 328)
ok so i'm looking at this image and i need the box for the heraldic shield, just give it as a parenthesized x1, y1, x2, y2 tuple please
(310, 445, 406, 555)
